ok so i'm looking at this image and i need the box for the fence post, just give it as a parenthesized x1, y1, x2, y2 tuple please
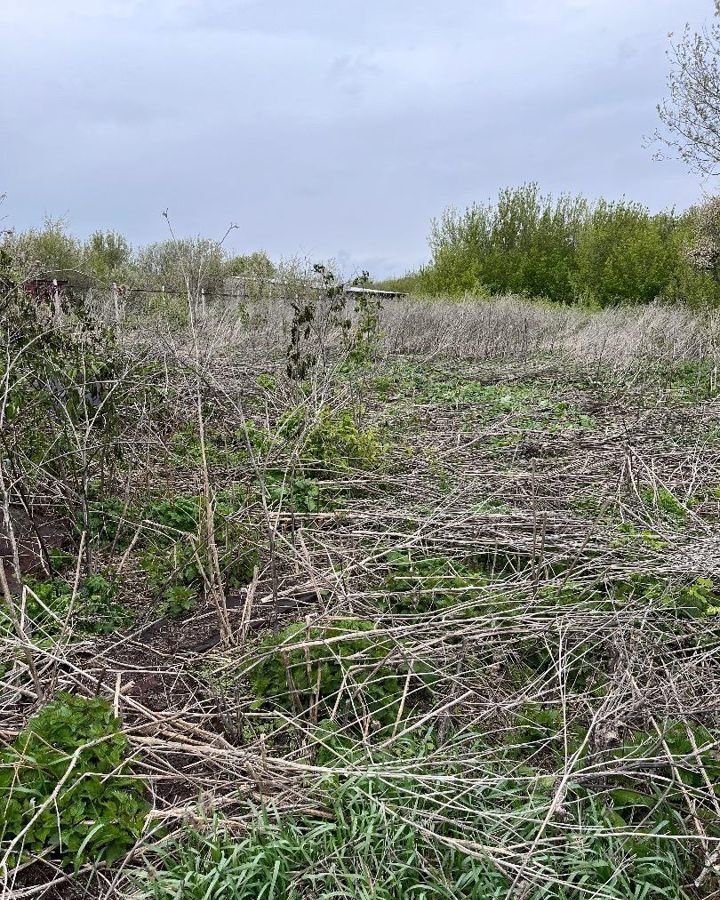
(52, 279, 62, 323)
(112, 282, 121, 324)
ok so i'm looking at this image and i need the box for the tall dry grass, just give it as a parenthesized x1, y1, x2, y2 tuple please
(379, 294, 720, 370)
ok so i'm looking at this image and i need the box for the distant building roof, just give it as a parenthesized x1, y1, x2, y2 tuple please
(344, 286, 407, 298)
(222, 275, 407, 299)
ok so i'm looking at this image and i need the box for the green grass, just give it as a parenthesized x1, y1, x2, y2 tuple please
(138, 755, 695, 900)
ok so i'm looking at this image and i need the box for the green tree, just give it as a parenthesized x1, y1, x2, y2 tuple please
(0, 217, 82, 279)
(572, 202, 684, 306)
(224, 250, 275, 279)
(83, 230, 132, 281)
(135, 237, 226, 295)
(427, 184, 588, 302)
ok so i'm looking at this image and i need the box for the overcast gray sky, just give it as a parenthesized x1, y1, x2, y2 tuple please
(0, 0, 714, 277)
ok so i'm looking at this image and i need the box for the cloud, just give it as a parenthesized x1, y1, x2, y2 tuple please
(0, 0, 712, 276)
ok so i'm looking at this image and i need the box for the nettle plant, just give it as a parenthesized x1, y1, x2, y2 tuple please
(279, 405, 385, 477)
(0, 693, 147, 870)
(0, 574, 133, 645)
(381, 551, 487, 616)
(24, 573, 134, 636)
(263, 470, 329, 514)
(140, 495, 259, 618)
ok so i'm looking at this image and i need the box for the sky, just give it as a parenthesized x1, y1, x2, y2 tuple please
(0, 0, 715, 278)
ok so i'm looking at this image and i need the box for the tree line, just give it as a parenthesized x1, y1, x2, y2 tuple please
(0, 218, 276, 295)
(375, 2, 720, 307)
(375, 186, 720, 307)
(5, 195, 720, 308)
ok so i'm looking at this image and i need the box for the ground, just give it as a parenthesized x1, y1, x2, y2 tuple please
(2, 298, 720, 899)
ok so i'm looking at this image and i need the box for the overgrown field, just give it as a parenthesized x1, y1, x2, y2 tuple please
(2, 287, 720, 899)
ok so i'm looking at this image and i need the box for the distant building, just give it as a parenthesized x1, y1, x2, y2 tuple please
(343, 286, 407, 299)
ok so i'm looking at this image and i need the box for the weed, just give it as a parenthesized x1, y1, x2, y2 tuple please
(382, 551, 486, 615)
(345, 283, 383, 367)
(613, 575, 719, 618)
(264, 470, 335, 513)
(144, 495, 201, 541)
(247, 619, 431, 729)
(86, 494, 129, 546)
(141, 513, 258, 616)
(137, 762, 694, 900)
(236, 420, 272, 456)
(160, 584, 198, 619)
(256, 373, 276, 391)
(0, 693, 147, 870)
(3, 574, 134, 638)
(613, 522, 668, 551)
(142, 539, 202, 602)
(472, 498, 512, 515)
(279, 406, 386, 475)
(639, 486, 687, 523)
(505, 702, 588, 762)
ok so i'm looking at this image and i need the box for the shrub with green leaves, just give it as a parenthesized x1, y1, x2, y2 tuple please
(142, 538, 203, 597)
(159, 583, 199, 619)
(86, 494, 130, 546)
(0, 693, 147, 870)
(414, 184, 720, 306)
(279, 407, 385, 475)
(423, 184, 588, 301)
(572, 202, 686, 306)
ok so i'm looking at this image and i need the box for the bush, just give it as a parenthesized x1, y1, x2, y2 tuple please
(279, 407, 385, 476)
(224, 250, 275, 279)
(83, 230, 133, 281)
(414, 185, 720, 306)
(0, 217, 82, 279)
(426, 184, 588, 302)
(0, 693, 147, 870)
(572, 203, 685, 306)
(134, 237, 226, 295)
